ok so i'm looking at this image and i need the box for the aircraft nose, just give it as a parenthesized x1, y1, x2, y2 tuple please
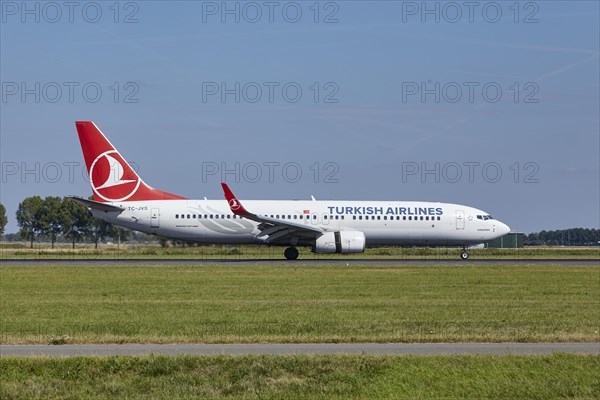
(498, 221, 510, 235)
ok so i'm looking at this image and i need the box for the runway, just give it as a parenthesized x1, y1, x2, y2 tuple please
(1, 258, 598, 267)
(1, 343, 598, 357)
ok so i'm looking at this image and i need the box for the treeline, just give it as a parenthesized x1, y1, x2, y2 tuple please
(0, 204, 7, 236)
(524, 228, 599, 246)
(12, 196, 131, 248)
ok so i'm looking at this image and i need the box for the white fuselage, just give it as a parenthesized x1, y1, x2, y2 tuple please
(93, 199, 510, 247)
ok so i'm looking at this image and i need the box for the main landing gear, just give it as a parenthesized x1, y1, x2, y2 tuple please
(284, 247, 299, 260)
(460, 247, 470, 260)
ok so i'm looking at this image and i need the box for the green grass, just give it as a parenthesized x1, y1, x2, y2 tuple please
(1, 242, 599, 260)
(1, 265, 598, 343)
(1, 354, 598, 399)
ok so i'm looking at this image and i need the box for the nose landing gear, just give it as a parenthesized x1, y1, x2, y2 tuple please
(284, 247, 299, 260)
(460, 247, 470, 260)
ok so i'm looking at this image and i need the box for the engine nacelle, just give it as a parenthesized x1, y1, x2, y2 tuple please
(313, 231, 366, 254)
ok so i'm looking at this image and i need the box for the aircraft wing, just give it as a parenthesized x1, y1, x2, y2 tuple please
(221, 183, 323, 243)
(66, 196, 125, 213)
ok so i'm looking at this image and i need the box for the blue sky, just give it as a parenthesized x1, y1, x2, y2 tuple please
(1, 1, 598, 234)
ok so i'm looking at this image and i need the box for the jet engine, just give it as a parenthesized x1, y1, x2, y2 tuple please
(313, 231, 366, 254)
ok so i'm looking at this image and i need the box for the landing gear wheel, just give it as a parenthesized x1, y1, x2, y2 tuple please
(460, 250, 469, 260)
(284, 247, 299, 260)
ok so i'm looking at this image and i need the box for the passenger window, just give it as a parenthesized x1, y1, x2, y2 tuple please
(359, 216, 363, 220)
(175, 214, 179, 219)
(377, 216, 381, 220)
(353, 216, 356, 220)
(420, 216, 423, 220)
(409, 216, 412, 220)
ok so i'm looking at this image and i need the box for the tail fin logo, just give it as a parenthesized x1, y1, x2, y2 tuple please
(229, 198, 241, 211)
(90, 150, 141, 202)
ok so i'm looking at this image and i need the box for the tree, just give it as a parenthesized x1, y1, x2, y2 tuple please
(87, 209, 116, 249)
(0, 203, 7, 236)
(40, 196, 70, 248)
(109, 226, 131, 246)
(16, 196, 44, 248)
(62, 199, 93, 249)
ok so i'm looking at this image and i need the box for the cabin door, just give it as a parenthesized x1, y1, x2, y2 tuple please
(151, 208, 160, 228)
(455, 210, 465, 230)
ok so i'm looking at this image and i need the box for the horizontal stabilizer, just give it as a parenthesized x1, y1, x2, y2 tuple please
(67, 196, 124, 213)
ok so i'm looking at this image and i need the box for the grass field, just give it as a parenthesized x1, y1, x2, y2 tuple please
(1, 265, 598, 344)
(1, 242, 599, 260)
(1, 354, 598, 399)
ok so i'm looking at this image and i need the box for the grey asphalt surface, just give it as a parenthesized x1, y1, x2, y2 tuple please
(1, 343, 599, 357)
(1, 258, 598, 267)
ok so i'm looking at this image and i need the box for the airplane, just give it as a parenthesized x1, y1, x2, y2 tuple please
(69, 121, 511, 260)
